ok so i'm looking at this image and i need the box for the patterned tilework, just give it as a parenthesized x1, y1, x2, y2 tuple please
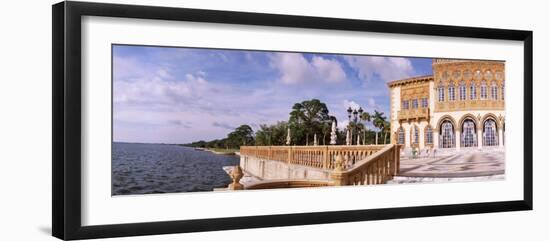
(398, 149, 505, 178)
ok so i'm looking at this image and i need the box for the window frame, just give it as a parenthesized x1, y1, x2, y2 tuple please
(448, 84, 456, 101)
(480, 80, 488, 99)
(438, 85, 445, 102)
(470, 82, 477, 100)
(459, 81, 467, 101)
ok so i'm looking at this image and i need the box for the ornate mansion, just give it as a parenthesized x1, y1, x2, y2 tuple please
(388, 59, 505, 152)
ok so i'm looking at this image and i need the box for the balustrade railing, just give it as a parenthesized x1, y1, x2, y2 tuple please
(332, 144, 400, 185)
(240, 145, 387, 170)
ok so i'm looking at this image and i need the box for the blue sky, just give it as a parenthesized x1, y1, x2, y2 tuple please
(113, 45, 433, 144)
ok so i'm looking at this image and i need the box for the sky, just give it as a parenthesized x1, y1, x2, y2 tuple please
(113, 45, 433, 144)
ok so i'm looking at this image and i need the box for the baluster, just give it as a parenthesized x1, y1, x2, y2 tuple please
(369, 165, 374, 185)
(383, 154, 389, 183)
(368, 168, 372, 185)
(375, 160, 382, 184)
(382, 159, 386, 183)
(379, 159, 382, 183)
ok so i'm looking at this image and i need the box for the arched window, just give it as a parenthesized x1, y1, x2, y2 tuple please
(397, 127, 405, 145)
(459, 81, 467, 100)
(448, 84, 456, 101)
(425, 126, 433, 145)
(502, 84, 505, 100)
(438, 85, 445, 102)
(491, 81, 498, 100)
(412, 126, 419, 145)
(470, 82, 477, 100)
(483, 119, 498, 146)
(461, 119, 477, 147)
(439, 120, 455, 148)
(480, 81, 488, 99)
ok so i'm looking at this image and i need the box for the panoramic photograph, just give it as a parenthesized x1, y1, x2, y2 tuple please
(112, 45, 505, 195)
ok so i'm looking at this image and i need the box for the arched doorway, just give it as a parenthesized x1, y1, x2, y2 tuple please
(439, 120, 455, 148)
(461, 119, 477, 147)
(483, 119, 498, 146)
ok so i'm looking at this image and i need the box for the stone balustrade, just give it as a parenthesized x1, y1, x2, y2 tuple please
(240, 145, 387, 170)
(235, 144, 400, 189)
(331, 144, 400, 185)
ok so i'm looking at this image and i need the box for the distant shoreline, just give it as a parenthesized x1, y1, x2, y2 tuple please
(113, 142, 240, 156)
(193, 147, 238, 156)
(113, 141, 176, 145)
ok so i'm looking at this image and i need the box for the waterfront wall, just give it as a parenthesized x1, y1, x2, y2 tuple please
(240, 155, 331, 181)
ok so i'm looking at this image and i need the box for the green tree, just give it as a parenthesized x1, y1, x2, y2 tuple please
(382, 120, 391, 144)
(372, 110, 387, 145)
(227, 125, 254, 147)
(359, 111, 371, 144)
(255, 121, 289, 146)
(288, 99, 332, 145)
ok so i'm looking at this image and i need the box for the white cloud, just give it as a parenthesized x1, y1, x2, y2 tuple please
(112, 56, 275, 142)
(311, 56, 347, 83)
(113, 54, 215, 108)
(344, 56, 415, 83)
(270, 53, 347, 85)
(367, 97, 376, 108)
(343, 99, 361, 110)
(342, 98, 379, 116)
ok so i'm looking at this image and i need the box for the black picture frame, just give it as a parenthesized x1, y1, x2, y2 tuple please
(52, 1, 533, 240)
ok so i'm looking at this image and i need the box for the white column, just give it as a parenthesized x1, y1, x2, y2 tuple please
(498, 128, 504, 147)
(455, 130, 460, 151)
(477, 128, 483, 149)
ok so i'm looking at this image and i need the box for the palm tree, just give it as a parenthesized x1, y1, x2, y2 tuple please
(372, 110, 386, 145)
(359, 111, 371, 144)
(382, 120, 390, 144)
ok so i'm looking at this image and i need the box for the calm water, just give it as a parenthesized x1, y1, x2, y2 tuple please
(112, 142, 239, 195)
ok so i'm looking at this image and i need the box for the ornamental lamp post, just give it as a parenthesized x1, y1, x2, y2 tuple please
(347, 106, 364, 145)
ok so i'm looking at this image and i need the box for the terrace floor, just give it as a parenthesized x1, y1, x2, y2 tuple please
(398, 148, 505, 178)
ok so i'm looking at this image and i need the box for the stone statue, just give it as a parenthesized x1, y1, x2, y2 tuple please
(346, 129, 351, 146)
(314, 133, 318, 146)
(286, 127, 291, 145)
(357, 135, 361, 145)
(330, 120, 337, 145)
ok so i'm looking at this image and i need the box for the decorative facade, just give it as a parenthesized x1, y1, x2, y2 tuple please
(388, 59, 505, 151)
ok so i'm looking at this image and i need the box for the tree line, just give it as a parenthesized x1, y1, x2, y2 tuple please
(182, 99, 390, 149)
